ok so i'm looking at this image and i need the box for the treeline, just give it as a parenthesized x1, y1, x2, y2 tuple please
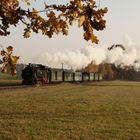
(85, 63, 140, 81)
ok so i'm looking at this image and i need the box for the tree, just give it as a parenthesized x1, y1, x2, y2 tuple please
(0, 0, 107, 75)
(98, 64, 106, 77)
(85, 63, 98, 73)
(104, 63, 114, 80)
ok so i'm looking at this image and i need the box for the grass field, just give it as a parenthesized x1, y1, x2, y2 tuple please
(0, 81, 140, 140)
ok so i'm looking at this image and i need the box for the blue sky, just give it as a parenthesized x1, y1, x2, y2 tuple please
(0, 0, 140, 63)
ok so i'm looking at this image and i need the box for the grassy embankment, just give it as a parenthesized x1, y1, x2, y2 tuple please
(0, 81, 140, 140)
(0, 72, 22, 86)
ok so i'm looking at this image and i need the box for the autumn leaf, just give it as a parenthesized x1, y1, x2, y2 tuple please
(1, 62, 8, 73)
(23, 28, 31, 38)
(7, 46, 13, 53)
(0, 46, 19, 76)
(1, 50, 6, 56)
(25, 0, 30, 6)
(10, 55, 19, 64)
(0, 60, 3, 64)
(91, 33, 98, 44)
(2, 56, 8, 62)
(84, 31, 90, 41)
(47, 11, 55, 18)
(78, 16, 85, 27)
(9, 64, 17, 76)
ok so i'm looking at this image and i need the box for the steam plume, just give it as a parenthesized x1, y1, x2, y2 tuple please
(33, 36, 140, 71)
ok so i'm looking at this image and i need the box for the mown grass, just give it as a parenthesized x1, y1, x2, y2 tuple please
(0, 81, 140, 140)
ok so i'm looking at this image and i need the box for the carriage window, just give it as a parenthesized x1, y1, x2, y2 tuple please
(55, 71, 57, 80)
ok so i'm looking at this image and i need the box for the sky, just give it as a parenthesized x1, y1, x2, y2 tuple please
(0, 0, 140, 64)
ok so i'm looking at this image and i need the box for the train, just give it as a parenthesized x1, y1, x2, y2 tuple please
(22, 63, 103, 85)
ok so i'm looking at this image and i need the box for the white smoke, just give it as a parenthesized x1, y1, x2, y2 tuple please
(33, 36, 140, 71)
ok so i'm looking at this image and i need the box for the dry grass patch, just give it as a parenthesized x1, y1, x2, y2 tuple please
(0, 81, 140, 140)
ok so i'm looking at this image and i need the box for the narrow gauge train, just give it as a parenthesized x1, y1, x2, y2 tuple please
(22, 63, 103, 85)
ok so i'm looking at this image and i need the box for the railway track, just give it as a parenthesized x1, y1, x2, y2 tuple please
(0, 82, 64, 90)
(0, 85, 36, 90)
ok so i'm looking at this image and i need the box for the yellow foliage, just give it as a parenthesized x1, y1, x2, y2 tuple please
(0, 46, 19, 76)
(0, 0, 107, 44)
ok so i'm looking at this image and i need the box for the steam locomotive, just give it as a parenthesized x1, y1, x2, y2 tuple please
(22, 63, 103, 85)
